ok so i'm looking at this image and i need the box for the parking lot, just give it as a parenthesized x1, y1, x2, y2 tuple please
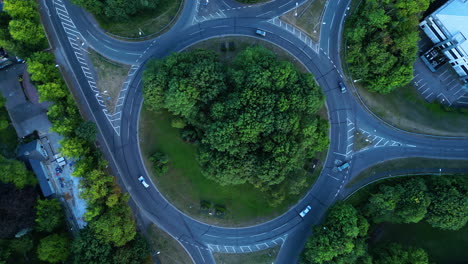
(412, 33, 468, 107)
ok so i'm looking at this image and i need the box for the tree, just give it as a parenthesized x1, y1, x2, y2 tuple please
(112, 234, 150, 264)
(0, 120, 9, 130)
(0, 184, 37, 238)
(3, 0, 37, 19)
(75, 121, 97, 142)
(373, 243, 429, 264)
(143, 47, 328, 191)
(302, 203, 369, 264)
(365, 178, 430, 224)
(0, 155, 37, 188)
(72, 228, 113, 264)
(35, 198, 63, 233)
(10, 235, 34, 257)
(59, 137, 90, 158)
(80, 169, 114, 202)
(89, 198, 136, 246)
(37, 234, 71, 263)
(425, 175, 468, 230)
(27, 52, 60, 85)
(345, 0, 430, 93)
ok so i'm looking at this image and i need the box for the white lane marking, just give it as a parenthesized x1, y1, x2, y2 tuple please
(256, 11, 272, 17)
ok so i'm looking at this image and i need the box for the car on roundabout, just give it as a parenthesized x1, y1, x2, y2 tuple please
(138, 176, 150, 188)
(299, 205, 312, 218)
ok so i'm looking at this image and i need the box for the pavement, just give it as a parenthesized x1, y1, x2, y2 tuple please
(36, 0, 468, 263)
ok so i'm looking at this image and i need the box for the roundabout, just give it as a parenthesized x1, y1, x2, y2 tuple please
(40, 0, 468, 263)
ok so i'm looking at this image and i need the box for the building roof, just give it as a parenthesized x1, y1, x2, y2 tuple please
(17, 140, 47, 162)
(433, 0, 468, 57)
(28, 159, 54, 197)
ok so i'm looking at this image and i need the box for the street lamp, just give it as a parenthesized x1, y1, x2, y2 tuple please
(294, 2, 298, 17)
(353, 79, 362, 83)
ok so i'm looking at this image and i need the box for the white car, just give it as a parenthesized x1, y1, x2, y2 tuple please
(256, 29, 266, 37)
(299, 205, 312, 218)
(138, 176, 150, 188)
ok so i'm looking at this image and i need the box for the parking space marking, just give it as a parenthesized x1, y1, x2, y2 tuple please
(424, 92, 434, 100)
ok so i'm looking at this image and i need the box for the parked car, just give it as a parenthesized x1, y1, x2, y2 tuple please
(138, 176, 150, 188)
(256, 29, 266, 37)
(299, 205, 312, 218)
(339, 82, 347, 93)
(337, 162, 350, 172)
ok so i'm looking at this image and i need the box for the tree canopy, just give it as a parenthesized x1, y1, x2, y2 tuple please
(37, 234, 71, 263)
(0, 154, 37, 188)
(0, 184, 37, 238)
(345, 0, 430, 93)
(35, 198, 64, 233)
(143, 47, 328, 192)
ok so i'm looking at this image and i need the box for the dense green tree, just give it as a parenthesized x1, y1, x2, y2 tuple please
(35, 199, 64, 233)
(425, 176, 468, 230)
(37, 234, 71, 263)
(59, 137, 90, 158)
(75, 121, 98, 142)
(10, 235, 34, 256)
(72, 228, 113, 264)
(89, 195, 136, 246)
(144, 47, 328, 190)
(80, 169, 114, 202)
(27, 52, 61, 85)
(0, 155, 37, 188)
(112, 234, 150, 264)
(71, 0, 160, 21)
(0, 120, 9, 130)
(365, 178, 430, 223)
(302, 203, 369, 264)
(373, 243, 429, 264)
(8, 19, 45, 46)
(345, 0, 430, 93)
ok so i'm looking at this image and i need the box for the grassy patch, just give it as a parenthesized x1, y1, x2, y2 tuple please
(0, 107, 18, 158)
(146, 224, 193, 264)
(355, 83, 468, 137)
(353, 130, 371, 151)
(281, 0, 327, 43)
(140, 109, 326, 226)
(346, 158, 468, 188)
(214, 246, 280, 264)
(88, 49, 130, 113)
(95, 0, 182, 39)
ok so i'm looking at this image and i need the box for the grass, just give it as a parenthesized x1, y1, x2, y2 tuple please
(88, 49, 130, 113)
(146, 224, 193, 264)
(346, 157, 468, 188)
(0, 106, 18, 158)
(95, 0, 182, 39)
(281, 0, 327, 43)
(355, 83, 468, 137)
(140, 109, 327, 226)
(353, 130, 371, 151)
(213, 246, 280, 264)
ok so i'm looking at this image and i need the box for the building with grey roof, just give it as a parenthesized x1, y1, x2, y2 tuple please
(420, 0, 468, 87)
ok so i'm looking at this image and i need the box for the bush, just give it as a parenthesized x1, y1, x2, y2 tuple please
(150, 151, 169, 175)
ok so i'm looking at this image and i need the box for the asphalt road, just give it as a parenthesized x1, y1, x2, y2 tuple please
(39, 0, 468, 263)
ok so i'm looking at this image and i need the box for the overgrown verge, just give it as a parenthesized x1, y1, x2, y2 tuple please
(345, 0, 430, 93)
(0, 0, 150, 263)
(301, 174, 468, 264)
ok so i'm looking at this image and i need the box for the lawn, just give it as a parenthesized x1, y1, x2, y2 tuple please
(355, 83, 468, 137)
(95, 0, 183, 39)
(139, 109, 326, 226)
(281, 0, 327, 42)
(346, 157, 468, 188)
(146, 224, 193, 264)
(88, 49, 130, 113)
(214, 246, 279, 264)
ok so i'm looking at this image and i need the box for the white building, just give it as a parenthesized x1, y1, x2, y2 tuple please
(420, 0, 468, 84)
